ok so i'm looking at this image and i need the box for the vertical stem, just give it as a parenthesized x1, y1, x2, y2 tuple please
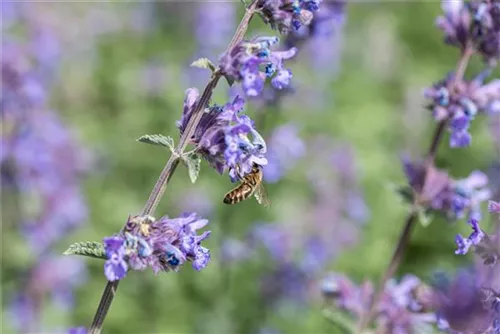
(88, 2, 259, 334)
(355, 45, 474, 333)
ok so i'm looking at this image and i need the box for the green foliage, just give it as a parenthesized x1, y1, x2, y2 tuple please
(63, 241, 106, 260)
(182, 152, 202, 183)
(137, 134, 175, 151)
(2, 2, 497, 333)
(191, 57, 216, 72)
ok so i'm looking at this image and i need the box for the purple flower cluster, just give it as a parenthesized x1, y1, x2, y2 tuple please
(2, 20, 90, 331)
(437, 0, 500, 64)
(256, 0, 323, 34)
(322, 274, 443, 332)
(455, 218, 486, 255)
(431, 268, 500, 333)
(219, 142, 369, 309)
(402, 159, 491, 220)
(455, 201, 500, 266)
(103, 213, 211, 281)
(177, 90, 267, 182)
(219, 36, 297, 97)
(286, 0, 346, 76)
(9, 256, 88, 332)
(424, 71, 500, 148)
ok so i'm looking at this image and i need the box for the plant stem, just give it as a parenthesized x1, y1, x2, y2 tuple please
(355, 46, 474, 333)
(87, 2, 258, 333)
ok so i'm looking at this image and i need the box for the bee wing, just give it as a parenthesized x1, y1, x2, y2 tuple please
(254, 183, 271, 208)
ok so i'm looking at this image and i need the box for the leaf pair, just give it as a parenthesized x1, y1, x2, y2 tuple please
(137, 134, 201, 184)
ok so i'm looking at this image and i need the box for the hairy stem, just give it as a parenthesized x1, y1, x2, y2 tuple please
(355, 46, 474, 333)
(88, 2, 258, 333)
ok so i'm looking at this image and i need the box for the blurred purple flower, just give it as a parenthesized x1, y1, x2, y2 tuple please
(177, 90, 267, 181)
(299, 235, 330, 274)
(256, 0, 323, 34)
(323, 274, 442, 332)
(103, 214, 211, 281)
(489, 200, 500, 213)
(9, 256, 88, 332)
(286, 0, 346, 78)
(189, 2, 236, 85)
(437, 0, 500, 64)
(402, 159, 491, 220)
(263, 123, 306, 183)
(219, 36, 297, 97)
(30, 26, 60, 85)
(248, 223, 291, 262)
(432, 269, 497, 333)
(261, 262, 310, 305)
(455, 218, 486, 255)
(1, 1, 21, 30)
(303, 140, 369, 265)
(424, 70, 500, 148)
(2, 32, 90, 332)
(68, 327, 87, 334)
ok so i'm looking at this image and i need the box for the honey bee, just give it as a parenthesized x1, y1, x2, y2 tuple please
(223, 164, 270, 207)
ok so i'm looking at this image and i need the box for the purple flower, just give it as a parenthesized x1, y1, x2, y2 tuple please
(260, 262, 309, 304)
(286, 0, 346, 79)
(256, 0, 323, 34)
(322, 274, 442, 332)
(248, 223, 291, 262)
(432, 269, 497, 333)
(452, 170, 491, 220)
(177, 90, 267, 181)
(437, 0, 500, 64)
(68, 327, 87, 334)
(424, 71, 500, 148)
(2, 32, 90, 332)
(219, 36, 297, 97)
(455, 218, 486, 255)
(321, 273, 374, 315)
(102, 214, 211, 281)
(103, 237, 128, 281)
(9, 256, 88, 331)
(402, 159, 491, 220)
(263, 123, 305, 183)
(489, 200, 500, 213)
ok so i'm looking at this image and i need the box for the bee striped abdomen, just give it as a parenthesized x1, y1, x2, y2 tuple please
(223, 183, 254, 204)
(223, 164, 266, 205)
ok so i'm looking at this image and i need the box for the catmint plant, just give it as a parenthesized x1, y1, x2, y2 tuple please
(322, 274, 445, 333)
(346, 0, 500, 332)
(62, 1, 326, 333)
(2, 17, 90, 333)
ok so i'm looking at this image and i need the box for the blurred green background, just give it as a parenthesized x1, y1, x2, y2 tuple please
(2, 2, 499, 334)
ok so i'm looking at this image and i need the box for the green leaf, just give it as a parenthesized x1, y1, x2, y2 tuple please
(191, 58, 216, 72)
(184, 153, 201, 183)
(417, 208, 434, 227)
(63, 241, 106, 260)
(223, 74, 235, 87)
(137, 134, 174, 151)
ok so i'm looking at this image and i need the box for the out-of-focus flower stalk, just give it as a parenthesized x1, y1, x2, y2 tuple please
(2, 7, 90, 332)
(356, 44, 476, 333)
(88, 2, 261, 333)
